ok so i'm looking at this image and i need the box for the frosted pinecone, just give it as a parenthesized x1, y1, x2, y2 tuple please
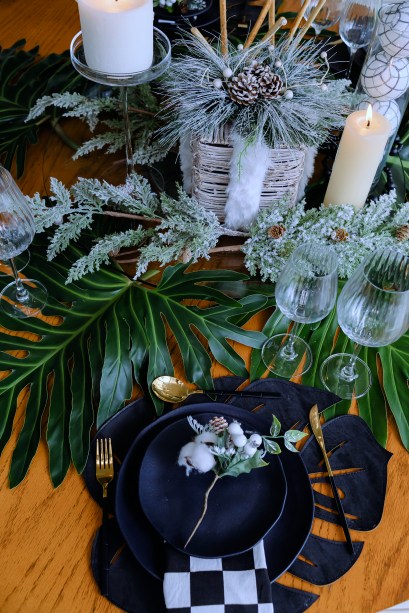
(209, 416, 229, 434)
(227, 71, 259, 105)
(245, 62, 283, 100)
(396, 224, 409, 241)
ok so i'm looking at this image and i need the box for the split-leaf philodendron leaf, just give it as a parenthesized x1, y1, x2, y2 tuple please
(0, 240, 268, 488)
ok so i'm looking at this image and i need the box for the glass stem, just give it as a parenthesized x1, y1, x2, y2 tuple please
(281, 321, 302, 360)
(10, 258, 29, 303)
(347, 47, 357, 80)
(340, 343, 362, 381)
(120, 86, 135, 176)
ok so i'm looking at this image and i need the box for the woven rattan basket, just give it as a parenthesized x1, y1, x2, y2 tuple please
(191, 125, 305, 221)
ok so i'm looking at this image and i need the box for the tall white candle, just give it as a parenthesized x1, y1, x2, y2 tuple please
(77, 0, 154, 74)
(324, 105, 391, 209)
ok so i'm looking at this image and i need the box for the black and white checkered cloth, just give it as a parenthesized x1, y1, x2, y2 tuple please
(163, 541, 274, 613)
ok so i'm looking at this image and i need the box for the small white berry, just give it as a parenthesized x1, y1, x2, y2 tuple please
(321, 83, 328, 91)
(228, 421, 243, 436)
(249, 433, 262, 447)
(237, 43, 244, 50)
(284, 89, 293, 99)
(232, 433, 247, 448)
(275, 59, 282, 68)
(281, 17, 287, 25)
(320, 51, 327, 59)
(213, 78, 223, 89)
(251, 59, 258, 66)
(195, 431, 218, 444)
(244, 443, 257, 457)
(268, 44, 275, 51)
(222, 67, 233, 78)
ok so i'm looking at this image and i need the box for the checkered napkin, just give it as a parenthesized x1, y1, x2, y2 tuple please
(163, 541, 274, 613)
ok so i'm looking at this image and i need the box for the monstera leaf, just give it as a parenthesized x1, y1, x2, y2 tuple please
(0, 40, 83, 176)
(0, 240, 268, 487)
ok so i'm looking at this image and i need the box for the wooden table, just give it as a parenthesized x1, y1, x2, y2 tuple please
(0, 1, 408, 611)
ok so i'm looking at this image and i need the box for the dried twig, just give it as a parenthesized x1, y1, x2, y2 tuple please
(244, 0, 275, 48)
(184, 473, 220, 549)
(287, 0, 313, 41)
(219, 0, 228, 57)
(261, 16, 287, 43)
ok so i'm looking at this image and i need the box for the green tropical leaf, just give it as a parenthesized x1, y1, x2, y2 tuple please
(0, 238, 268, 486)
(0, 40, 84, 176)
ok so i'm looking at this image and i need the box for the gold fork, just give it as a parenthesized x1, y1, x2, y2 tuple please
(96, 438, 114, 498)
(96, 438, 114, 596)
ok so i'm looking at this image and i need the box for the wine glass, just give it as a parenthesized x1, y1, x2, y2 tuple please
(320, 249, 409, 399)
(0, 166, 47, 318)
(303, 0, 342, 36)
(339, 0, 378, 79)
(262, 242, 338, 379)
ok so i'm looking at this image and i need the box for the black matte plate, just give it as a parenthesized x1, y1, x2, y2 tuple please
(138, 413, 287, 558)
(115, 402, 314, 581)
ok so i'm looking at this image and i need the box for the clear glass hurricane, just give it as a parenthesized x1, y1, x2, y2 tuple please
(320, 249, 409, 399)
(0, 166, 47, 318)
(262, 242, 338, 379)
(303, 0, 342, 36)
(339, 0, 377, 79)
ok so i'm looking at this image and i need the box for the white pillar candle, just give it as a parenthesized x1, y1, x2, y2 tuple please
(77, 0, 154, 74)
(324, 105, 391, 209)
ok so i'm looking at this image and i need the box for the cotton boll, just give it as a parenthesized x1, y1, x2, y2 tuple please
(190, 443, 216, 473)
(195, 431, 218, 445)
(249, 433, 262, 447)
(244, 443, 257, 457)
(232, 434, 247, 448)
(178, 442, 197, 476)
(227, 421, 243, 436)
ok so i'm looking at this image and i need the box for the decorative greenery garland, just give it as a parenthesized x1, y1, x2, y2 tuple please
(28, 176, 409, 284)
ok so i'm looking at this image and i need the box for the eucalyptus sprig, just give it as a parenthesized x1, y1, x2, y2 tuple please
(178, 414, 307, 547)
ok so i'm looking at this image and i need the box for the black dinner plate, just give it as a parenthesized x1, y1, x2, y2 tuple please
(138, 413, 287, 558)
(116, 402, 314, 581)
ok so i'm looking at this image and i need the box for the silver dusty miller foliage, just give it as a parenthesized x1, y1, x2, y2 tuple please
(159, 33, 352, 150)
(27, 176, 409, 285)
(27, 85, 169, 165)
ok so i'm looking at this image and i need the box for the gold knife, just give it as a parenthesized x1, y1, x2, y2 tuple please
(309, 404, 354, 554)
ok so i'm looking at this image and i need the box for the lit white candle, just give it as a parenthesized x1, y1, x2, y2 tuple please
(324, 105, 391, 209)
(77, 0, 154, 74)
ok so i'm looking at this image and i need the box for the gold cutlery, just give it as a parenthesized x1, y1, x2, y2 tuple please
(309, 405, 354, 555)
(95, 438, 114, 595)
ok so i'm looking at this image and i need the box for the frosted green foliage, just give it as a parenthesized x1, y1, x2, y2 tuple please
(242, 191, 409, 281)
(160, 34, 352, 150)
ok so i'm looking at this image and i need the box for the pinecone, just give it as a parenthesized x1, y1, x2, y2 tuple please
(227, 71, 259, 106)
(268, 224, 286, 239)
(396, 224, 409, 241)
(209, 416, 228, 434)
(331, 227, 349, 242)
(258, 70, 283, 99)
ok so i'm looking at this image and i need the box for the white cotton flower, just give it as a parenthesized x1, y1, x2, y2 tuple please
(243, 443, 257, 457)
(249, 433, 262, 447)
(228, 421, 243, 436)
(232, 434, 247, 448)
(195, 431, 218, 445)
(178, 442, 197, 476)
(190, 443, 216, 473)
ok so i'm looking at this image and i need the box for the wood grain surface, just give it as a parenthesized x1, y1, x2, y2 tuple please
(0, 2, 408, 612)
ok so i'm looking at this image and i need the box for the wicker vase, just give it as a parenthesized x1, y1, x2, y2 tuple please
(190, 125, 306, 222)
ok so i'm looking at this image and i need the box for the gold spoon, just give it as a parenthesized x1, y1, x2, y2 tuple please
(151, 375, 281, 403)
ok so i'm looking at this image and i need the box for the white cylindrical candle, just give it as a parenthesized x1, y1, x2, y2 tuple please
(324, 106, 391, 209)
(77, 0, 154, 74)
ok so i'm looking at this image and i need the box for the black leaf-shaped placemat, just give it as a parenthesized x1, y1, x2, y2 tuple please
(85, 377, 391, 612)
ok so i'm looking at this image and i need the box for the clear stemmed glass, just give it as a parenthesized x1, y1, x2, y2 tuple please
(262, 242, 338, 379)
(320, 249, 409, 399)
(0, 166, 47, 318)
(339, 0, 378, 79)
(303, 0, 342, 36)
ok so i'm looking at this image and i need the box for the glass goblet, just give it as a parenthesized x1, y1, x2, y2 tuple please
(0, 250, 30, 277)
(320, 249, 409, 399)
(303, 0, 342, 36)
(0, 166, 47, 319)
(262, 242, 338, 379)
(339, 0, 377, 79)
